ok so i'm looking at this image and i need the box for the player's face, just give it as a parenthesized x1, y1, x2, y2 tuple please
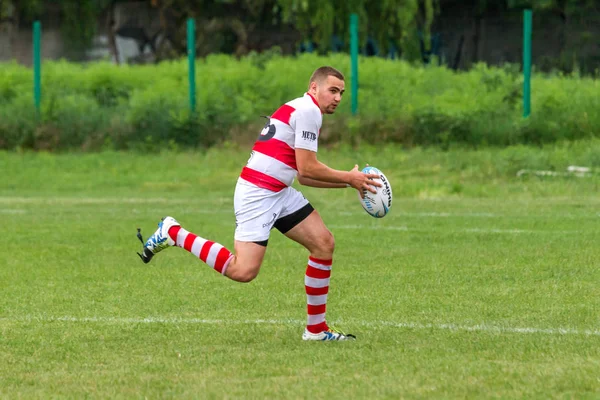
(316, 76, 345, 114)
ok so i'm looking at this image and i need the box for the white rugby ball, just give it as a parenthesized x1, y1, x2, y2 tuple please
(358, 166, 393, 218)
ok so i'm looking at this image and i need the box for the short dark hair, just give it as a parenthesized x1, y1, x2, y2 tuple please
(308, 66, 345, 89)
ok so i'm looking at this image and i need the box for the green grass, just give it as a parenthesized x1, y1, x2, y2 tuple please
(1, 143, 600, 398)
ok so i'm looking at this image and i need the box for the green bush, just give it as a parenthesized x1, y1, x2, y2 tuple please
(0, 54, 598, 151)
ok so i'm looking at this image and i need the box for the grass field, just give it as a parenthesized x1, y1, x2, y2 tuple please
(1, 143, 600, 398)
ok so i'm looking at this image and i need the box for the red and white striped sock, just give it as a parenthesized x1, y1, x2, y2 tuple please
(167, 226, 234, 275)
(305, 256, 332, 333)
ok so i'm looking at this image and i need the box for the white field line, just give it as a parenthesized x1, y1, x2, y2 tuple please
(0, 196, 597, 219)
(1, 315, 600, 337)
(0, 209, 26, 214)
(0, 197, 597, 231)
(337, 211, 497, 218)
(0, 197, 232, 205)
(329, 225, 582, 235)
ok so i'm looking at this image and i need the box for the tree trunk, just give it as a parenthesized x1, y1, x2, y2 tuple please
(106, 1, 120, 64)
(557, 5, 569, 72)
(471, 12, 482, 65)
(452, 34, 464, 70)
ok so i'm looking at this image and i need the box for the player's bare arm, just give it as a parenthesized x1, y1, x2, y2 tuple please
(295, 148, 381, 194)
(296, 175, 347, 188)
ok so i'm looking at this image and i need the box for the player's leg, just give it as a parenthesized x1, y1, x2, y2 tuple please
(137, 180, 279, 282)
(274, 190, 355, 341)
(223, 240, 267, 282)
(138, 216, 234, 273)
(281, 209, 334, 259)
(137, 216, 267, 282)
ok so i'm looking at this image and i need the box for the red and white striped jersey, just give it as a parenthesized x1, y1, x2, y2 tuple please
(239, 93, 322, 192)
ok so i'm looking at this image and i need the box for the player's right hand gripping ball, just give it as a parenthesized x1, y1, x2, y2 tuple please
(358, 166, 393, 218)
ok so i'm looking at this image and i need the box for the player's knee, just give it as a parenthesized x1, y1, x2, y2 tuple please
(235, 263, 261, 283)
(319, 230, 335, 255)
(237, 271, 258, 283)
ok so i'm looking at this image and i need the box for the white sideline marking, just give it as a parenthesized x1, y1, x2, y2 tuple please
(330, 225, 580, 234)
(338, 211, 498, 218)
(0, 209, 26, 214)
(369, 320, 600, 336)
(332, 225, 409, 231)
(2, 315, 600, 337)
(0, 197, 232, 205)
(0, 197, 596, 220)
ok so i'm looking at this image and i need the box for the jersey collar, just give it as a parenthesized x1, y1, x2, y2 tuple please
(305, 92, 322, 114)
(306, 92, 320, 107)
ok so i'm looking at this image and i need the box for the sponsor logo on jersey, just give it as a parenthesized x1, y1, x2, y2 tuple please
(302, 131, 317, 141)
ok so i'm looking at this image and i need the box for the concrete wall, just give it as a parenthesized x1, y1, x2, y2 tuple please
(0, 1, 157, 65)
(0, 3, 66, 64)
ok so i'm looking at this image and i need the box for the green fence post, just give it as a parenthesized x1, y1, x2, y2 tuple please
(33, 21, 41, 118)
(187, 18, 196, 113)
(523, 9, 532, 118)
(350, 13, 359, 116)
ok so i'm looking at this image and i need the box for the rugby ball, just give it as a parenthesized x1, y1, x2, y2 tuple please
(358, 166, 393, 218)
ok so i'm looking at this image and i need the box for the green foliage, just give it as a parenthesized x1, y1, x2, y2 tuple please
(10, 0, 112, 53)
(277, 0, 439, 59)
(58, 0, 102, 55)
(0, 54, 599, 151)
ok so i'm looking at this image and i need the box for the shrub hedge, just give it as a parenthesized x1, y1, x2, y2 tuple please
(1, 53, 598, 151)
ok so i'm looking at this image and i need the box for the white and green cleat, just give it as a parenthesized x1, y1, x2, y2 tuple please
(136, 216, 180, 263)
(302, 327, 356, 341)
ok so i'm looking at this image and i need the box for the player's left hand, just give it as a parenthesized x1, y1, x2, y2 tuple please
(348, 164, 382, 198)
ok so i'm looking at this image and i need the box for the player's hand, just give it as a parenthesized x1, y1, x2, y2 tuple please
(348, 164, 382, 198)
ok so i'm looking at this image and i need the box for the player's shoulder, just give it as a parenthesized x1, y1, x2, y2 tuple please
(287, 93, 321, 120)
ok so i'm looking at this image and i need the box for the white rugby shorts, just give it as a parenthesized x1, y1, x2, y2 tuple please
(234, 178, 311, 242)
